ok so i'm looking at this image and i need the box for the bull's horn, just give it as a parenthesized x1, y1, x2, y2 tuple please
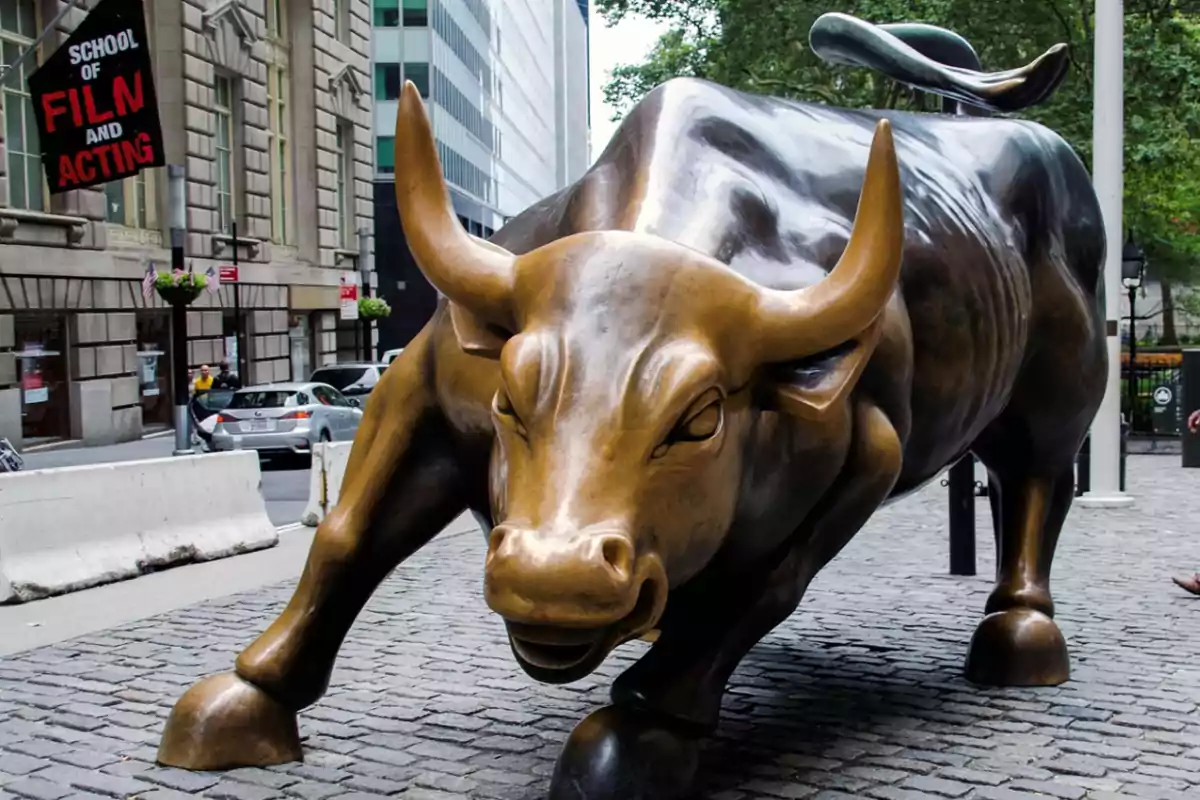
(394, 80, 516, 328)
(755, 119, 903, 363)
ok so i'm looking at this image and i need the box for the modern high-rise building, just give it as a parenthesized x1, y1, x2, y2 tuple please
(0, 0, 375, 449)
(369, 0, 590, 348)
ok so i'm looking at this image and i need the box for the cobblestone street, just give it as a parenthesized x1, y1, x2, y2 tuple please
(1, 455, 1198, 800)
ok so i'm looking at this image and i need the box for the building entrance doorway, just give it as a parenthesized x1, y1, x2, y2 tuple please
(13, 313, 70, 444)
(136, 311, 172, 430)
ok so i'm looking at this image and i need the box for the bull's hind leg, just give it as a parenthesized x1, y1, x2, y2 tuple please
(549, 401, 902, 800)
(966, 305, 1103, 686)
(963, 459, 1075, 686)
(158, 327, 471, 769)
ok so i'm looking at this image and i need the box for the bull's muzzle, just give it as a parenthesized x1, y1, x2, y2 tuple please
(484, 524, 668, 681)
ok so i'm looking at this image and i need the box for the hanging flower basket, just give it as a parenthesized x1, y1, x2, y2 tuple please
(358, 297, 392, 319)
(155, 270, 207, 306)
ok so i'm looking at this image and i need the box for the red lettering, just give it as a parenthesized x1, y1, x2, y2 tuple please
(93, 144, 113, 178)
(81, 85, 113, 124)
(67, 88, 83, 127)
(75, 150, 95, 184)
(40, 91, 68, 134)
(135, 131, 153, 161)
(57, 154, 78, 188)
(119, 136, 150, 169)
(112, 72, 144, 116)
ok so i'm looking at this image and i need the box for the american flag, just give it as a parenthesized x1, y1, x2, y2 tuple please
(141, 263, 156, 300)
(205, 265, 220, 294)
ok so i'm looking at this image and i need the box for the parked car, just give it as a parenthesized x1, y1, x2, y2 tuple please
(309, 363, 387, 400)
(190, 387, 236, 451)
(382, 348, 404, 365)
(209, 382, 363, 459)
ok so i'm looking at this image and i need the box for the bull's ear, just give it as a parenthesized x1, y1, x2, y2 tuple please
(762, 319, 883, 422)
(449, 301, 511, 359)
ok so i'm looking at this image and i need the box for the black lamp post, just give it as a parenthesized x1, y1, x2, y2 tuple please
(1121, 234, 1146, 428)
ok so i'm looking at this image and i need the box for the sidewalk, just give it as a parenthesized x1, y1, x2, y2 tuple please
(0, 458, 1197, 800)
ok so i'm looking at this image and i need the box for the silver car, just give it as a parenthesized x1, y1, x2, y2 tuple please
(209, 382, 364, 458)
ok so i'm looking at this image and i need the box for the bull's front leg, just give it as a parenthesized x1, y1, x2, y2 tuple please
(157, 328, 472, 770)
(548, 401, 902, 800)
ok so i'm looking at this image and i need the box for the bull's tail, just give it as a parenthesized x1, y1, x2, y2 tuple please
(808, 12, 1069, 116)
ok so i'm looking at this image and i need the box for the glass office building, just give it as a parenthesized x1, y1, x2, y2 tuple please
(370, 0, 590, 347)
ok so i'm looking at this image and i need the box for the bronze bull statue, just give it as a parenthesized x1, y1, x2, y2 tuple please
(158, 14, 1105, 799)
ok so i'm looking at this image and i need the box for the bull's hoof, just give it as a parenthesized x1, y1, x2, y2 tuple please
(157, 672, 302, 770)
(549, 705, 700, 800)
(964, 608, 1069, 687)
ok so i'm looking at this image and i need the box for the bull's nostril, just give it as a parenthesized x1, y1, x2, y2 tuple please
(486, 527, 509, 564)
(600, 536, 633, 579)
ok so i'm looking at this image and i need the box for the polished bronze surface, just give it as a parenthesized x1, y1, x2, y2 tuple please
(159, 13, 1105, 798)
(157, 673, 301, 769)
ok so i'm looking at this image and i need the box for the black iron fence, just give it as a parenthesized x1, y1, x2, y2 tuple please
(1122, 361, 1183, 437)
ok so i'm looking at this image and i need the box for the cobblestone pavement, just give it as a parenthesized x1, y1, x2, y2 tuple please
(1, 455, 1198, 800)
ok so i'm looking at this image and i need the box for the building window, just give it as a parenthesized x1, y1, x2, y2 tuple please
(104, 171, 156, 228)
(1, 0, 43, 211)
(436, 140, 489, 201)
(376, 136, 394, 175)
(403, 62, 428, 97)
(402, 0, 427, 26)
(267, 0, 286, 38)
(374, 63, 399, 100)
(334, 123, 353, 248)
(373, 0, 398, 26)
(267, 67, 292, 244)
(430, 0, 489, 93)
(214, 75, 236, 234)
(333, 0, 348, 42)
(430, 66, 490, 147)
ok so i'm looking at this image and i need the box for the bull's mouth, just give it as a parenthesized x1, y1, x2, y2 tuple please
(505, 579, 665, 684)
(508, 624, 606, 671)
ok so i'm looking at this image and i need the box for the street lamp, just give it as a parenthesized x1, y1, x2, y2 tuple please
(1122, 234, 1146, 430)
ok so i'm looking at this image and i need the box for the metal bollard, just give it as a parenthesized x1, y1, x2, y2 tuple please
(1119, 416, 1129, 492)
(947, 454, 977, 576)
(1075, 434, 1091, 497)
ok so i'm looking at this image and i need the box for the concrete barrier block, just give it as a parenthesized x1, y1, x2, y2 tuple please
(0, 388, 20, 450)
(0, 451, 278, 603)
(301, 441, 353, 526)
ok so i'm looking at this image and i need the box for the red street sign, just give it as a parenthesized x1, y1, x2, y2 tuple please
(339, 283, 357, 301)
(219, 265, 238, 282)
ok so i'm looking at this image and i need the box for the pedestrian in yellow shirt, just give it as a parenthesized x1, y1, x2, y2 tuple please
(193, 364, 214, 395)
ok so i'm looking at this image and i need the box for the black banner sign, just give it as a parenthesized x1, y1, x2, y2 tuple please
(28, 0, 164, 194)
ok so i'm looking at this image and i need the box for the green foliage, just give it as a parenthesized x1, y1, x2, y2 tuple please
(154, 270, 207, 291)
(358, 297, 392, 319)
(595, 0, 1200, 277)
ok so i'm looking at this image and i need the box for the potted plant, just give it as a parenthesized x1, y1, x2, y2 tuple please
(358, 296, 392, 319)
(156, 269, 208, 306)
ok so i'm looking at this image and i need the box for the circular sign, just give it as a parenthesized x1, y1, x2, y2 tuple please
(1153, 386, 1173, 406)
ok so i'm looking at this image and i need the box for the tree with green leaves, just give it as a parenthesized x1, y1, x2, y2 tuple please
(597, 1, 1200, 342)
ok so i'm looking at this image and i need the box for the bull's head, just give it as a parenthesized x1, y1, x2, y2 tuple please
(393, 81, 902, 683)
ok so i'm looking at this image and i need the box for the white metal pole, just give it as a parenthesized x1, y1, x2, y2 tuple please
(1079, 0, 1132, 508)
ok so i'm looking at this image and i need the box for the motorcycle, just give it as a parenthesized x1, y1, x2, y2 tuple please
(0, 437, 23, 473)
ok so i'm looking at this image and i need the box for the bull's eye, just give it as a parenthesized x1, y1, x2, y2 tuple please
(680, 401, 721, 440)
(653, 389, 723, 459)
(493, 391, 528, 439)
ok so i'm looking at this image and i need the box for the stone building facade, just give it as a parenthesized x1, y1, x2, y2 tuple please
(0, 0, 374, 449)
